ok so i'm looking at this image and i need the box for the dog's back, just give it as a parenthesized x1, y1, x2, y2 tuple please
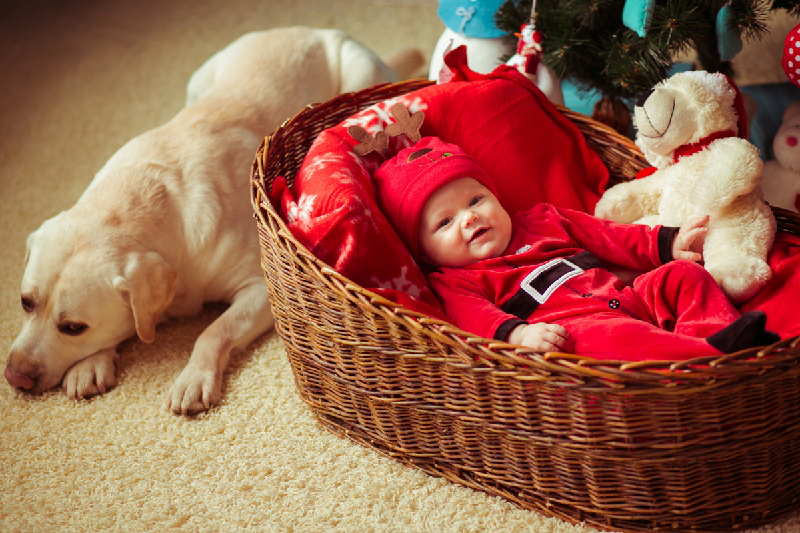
(186, 27, 397, 129)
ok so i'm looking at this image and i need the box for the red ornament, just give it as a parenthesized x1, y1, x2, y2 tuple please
(782, 22, 800, 87)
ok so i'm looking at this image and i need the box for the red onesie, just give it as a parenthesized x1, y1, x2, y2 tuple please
(427, 203, 751, 361)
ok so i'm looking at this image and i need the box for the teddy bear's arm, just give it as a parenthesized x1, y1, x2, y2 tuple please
(594, 173, 665, 223)
(690, 138, 763, 213)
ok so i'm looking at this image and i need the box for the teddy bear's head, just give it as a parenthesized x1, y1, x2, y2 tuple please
(633, 71, 747, 168)
(772, 101, 800, 173)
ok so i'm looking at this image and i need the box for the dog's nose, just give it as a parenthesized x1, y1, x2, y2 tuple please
(4, 364, 36, 390)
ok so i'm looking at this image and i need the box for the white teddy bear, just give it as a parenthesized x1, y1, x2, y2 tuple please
(762, 101, 800, 212)
(594, 70, 776, 304)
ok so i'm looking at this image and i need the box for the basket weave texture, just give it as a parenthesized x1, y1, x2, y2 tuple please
(251, 79, 800, 533)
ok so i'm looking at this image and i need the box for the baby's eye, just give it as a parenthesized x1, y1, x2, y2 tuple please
(437, 217, 452, 230)
(469, 195, 483, 206)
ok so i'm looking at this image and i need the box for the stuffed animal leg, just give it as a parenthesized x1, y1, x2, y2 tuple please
(701, 201, 775, 303)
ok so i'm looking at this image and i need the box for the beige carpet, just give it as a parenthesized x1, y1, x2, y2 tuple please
(2, 1, 800, 532)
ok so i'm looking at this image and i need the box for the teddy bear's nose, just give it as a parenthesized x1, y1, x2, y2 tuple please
(787, 136, 798, 147)
(636, 89, 654, 108)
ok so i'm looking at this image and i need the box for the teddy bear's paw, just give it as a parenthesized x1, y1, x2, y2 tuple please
(706, 256, 772, 304)
(634, 214, 661, 228)
(594, 192, 641, 223)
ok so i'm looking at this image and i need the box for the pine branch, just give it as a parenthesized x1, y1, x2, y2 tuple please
(729, 0, 772, 40)
(494, 0, 797, 102)
(772, 0, 800, 17)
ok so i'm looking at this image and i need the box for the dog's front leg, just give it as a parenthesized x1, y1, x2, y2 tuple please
(62, 348, 118, 400)
(165, 281, 273, 415)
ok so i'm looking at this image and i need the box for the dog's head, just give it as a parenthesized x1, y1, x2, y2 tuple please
(5, 212, 177, 394)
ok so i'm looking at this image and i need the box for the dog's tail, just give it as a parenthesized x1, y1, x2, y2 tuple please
(383, 48, 426, 81)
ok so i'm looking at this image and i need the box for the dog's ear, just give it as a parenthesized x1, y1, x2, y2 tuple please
(24, 229, 39, 269)
(114, 252, 177, 343)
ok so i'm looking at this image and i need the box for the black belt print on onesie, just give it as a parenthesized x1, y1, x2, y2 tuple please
(500, 251, 637, 319)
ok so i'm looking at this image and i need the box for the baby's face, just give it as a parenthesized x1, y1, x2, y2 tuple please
(419, 177, 512, 268)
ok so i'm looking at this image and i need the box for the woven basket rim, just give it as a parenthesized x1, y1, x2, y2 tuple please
(251, 78, 800, 388)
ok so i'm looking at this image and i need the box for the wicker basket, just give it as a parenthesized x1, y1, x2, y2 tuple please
(251, 79, 800, 533)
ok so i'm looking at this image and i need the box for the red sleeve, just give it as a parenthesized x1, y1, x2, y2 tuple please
(530, 205, 676, 270)
(428, 271, 524, 341)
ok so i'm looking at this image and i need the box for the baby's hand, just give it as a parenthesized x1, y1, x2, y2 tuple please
(672, 215, 709, 262)
(507, 323, 573, 353)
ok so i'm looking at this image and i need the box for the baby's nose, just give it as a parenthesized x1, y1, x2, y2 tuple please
(461, 210, 479, 226)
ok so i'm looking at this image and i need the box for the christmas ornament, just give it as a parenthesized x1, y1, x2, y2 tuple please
(716, 3, 744, 62)
(503, 0, 564, 104)
(507, 22, 544, 76)
(622, 0, 655, 37)
(782, 22, 800, 87)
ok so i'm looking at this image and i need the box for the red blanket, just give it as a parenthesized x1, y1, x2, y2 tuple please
(739, 232, 800, 338)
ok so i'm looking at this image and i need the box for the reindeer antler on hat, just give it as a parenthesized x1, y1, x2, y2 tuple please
(348, 127, 392, 159)
(347, 103, 425, 160)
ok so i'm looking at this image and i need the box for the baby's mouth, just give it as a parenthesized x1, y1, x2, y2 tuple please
(469, 228, 488, 243)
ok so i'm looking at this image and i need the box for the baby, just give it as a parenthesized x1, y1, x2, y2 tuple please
(373, 137, 778, 359)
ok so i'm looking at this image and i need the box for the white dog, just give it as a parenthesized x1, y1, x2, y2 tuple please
(5, 27, 422, 414)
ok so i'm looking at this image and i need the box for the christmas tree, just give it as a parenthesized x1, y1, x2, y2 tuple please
(495, 0, 800, 124)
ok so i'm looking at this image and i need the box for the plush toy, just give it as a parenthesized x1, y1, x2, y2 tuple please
(428, 1, 563, 104)
(762, 102, 800, 213)
(428, 0, 513, 79)
(594, 70, 776, 304)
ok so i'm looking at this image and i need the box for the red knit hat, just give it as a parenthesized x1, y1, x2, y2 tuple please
(373, 137, 498, 262)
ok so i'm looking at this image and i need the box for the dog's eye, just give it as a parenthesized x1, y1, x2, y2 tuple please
(21, 296, 34, 313)
(58, 322, 88, 336)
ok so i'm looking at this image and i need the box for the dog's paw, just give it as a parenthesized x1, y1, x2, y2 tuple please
(165, 367, 221, 415)
(62, 349, 118, 400)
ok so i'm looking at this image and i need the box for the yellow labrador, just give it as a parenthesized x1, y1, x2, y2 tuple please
(5, 27, 422, 414)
